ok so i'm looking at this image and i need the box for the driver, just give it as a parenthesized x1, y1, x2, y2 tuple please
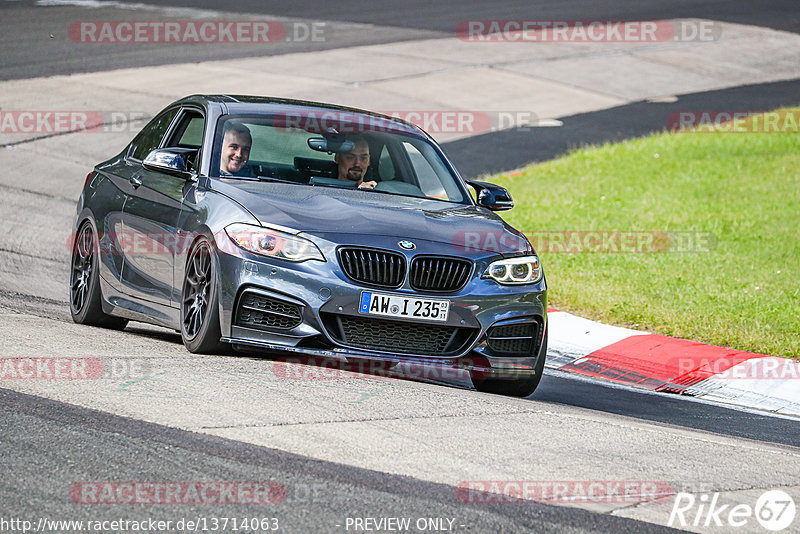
(335, 136, 377, 189)
(219, 121, 253, 177)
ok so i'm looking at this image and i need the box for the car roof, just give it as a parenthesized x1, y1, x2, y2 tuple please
(171, 94, 424, 136)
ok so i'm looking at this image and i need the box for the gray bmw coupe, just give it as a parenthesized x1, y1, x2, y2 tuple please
(70, 95, 548, 396)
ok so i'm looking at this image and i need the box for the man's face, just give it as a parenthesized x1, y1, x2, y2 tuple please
(336, 141, 370, 182)
(220, 130, 251, 174)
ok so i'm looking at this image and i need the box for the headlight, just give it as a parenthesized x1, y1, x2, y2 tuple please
(224, 223, 325, 262)
(483, 255, 542, 285)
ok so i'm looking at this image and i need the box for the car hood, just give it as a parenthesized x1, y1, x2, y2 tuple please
(213, 180, 532, 255)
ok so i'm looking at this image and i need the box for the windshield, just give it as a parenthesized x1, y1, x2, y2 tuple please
(210, 113, 468, 203)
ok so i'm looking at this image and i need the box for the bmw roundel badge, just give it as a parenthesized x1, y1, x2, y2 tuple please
(398, 240, 416, 250)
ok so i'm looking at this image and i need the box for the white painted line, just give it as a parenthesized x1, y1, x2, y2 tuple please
(533, 119, 564, 127)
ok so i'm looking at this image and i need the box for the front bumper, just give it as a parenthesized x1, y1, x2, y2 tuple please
(214, 233, 547, 376)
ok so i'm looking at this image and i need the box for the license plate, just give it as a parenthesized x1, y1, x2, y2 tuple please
(358, 291, 450, 322)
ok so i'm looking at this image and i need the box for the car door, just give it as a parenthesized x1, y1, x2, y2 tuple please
(91, 108, 178, 295)
(118, 107, 205, 309)
(86, 168, 128, 294)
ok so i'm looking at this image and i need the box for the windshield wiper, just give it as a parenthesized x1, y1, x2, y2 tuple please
(217, 175, 301, 185)
(256, 175, 304, 185)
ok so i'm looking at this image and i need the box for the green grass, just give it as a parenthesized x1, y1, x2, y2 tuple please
(488, 108, 800, 358)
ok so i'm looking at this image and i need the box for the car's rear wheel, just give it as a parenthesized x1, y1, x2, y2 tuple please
(181, 237, 224, 353)
(471, 331, 548, 397)
(69, 221, 129, 329)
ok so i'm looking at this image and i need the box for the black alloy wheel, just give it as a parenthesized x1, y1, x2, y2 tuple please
(69, 221, 128, 329)
(181, 237, 224, 353)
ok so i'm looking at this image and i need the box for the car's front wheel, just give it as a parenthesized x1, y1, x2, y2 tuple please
(471, 331, 548, 397)
(69, 221, 128, 329)
(180, 236, 224, 353)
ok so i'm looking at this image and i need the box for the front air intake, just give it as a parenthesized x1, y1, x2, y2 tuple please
(235, 290, 302, 331)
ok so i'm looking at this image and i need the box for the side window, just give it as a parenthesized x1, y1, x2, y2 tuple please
(129, 109, 178, 161)
(167, 110, 205, 149)
(164, 110, 205, 171)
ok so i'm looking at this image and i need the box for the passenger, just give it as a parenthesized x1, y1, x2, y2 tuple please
(219, 121, 252, 177)
(335, 136, 377, 189)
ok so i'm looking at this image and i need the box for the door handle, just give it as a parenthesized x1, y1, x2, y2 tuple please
(129, 175, 143, 189)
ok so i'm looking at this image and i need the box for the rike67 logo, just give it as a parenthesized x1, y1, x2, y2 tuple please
(669, 490, 796, 531)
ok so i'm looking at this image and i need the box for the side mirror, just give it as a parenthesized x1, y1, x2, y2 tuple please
(143, 148, 198, 180)
(466, 180, 514, 211)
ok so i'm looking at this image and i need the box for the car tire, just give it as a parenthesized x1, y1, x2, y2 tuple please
(471, 331, 548, 397)
(180, 236, 225, 354)
(69, 220, 129, 330)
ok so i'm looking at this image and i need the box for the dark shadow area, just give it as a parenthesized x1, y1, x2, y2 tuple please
(533, 371, 800, 448)
(124, 324, 183, 344)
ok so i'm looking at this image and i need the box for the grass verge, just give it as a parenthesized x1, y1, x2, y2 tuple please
(490, 108, 800, 358)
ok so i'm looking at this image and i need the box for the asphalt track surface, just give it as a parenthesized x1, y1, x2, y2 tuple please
(3, 0, 800, 80)
(1, 1, 800, 532)
(121, 0, 800, 34)
(0, 387, 680, 533)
